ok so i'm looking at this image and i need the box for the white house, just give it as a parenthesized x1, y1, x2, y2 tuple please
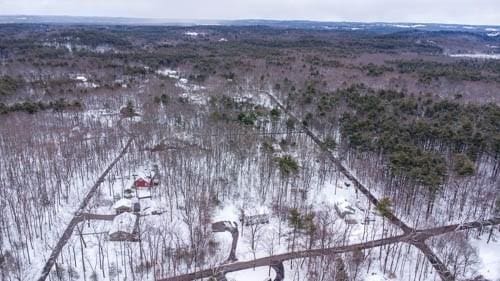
(112, 198, 133, 214)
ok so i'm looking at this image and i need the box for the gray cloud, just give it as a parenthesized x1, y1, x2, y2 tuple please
(0, 0, 498, 25)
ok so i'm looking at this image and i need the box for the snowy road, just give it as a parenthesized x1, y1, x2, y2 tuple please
(157, 217, 500, 281)
(37, 137, 134, 281)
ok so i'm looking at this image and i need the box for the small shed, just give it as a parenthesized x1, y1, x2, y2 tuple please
(113, 198, 133, 214)
(240, 214, 270, 226)
(134, 177, 151, 189)
(151, 177, 160, 186)
(123, 188, 134, 199)
(109, 212, 139, 242)
(212, 221, 237, 233)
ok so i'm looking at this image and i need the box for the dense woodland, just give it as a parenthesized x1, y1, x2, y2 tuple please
(0, 23, 499, 281)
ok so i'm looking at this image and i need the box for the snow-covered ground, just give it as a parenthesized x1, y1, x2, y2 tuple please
(471, 235, 500, 280)
(448, 53, 500, 59)
(2, 86, 498, 281)
(0, 110, 125, 280)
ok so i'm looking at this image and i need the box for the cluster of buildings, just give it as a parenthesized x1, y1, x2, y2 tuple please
(108, 175, 159, 242)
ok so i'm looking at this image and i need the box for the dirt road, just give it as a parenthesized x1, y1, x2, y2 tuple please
(37, 137, 134, 281)
(157, 217, 500, 281)
(262, 91, 460, 281)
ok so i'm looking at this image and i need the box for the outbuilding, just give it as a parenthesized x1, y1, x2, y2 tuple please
(109, 212, 139, 242)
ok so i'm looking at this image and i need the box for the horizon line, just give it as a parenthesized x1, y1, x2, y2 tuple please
(0, 14, 499, 27)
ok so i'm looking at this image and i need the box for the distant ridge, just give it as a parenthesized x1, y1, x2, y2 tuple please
(0, 15, 498, 35)
(0, 15, 218, 26)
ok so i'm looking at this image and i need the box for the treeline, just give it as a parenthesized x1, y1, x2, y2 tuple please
(389, 59, 500, 83)
(0, 75, 21, 96)
(0, 98, 83, 114)
(352, 63, 395, 77)
(209, 95, 280, 127)
(54, 29, 132, 48)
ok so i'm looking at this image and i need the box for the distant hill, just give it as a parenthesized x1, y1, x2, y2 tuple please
(0, 15, 498, 37)
(0, 15, 214, 26)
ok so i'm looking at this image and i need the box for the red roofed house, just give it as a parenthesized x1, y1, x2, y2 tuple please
(134, 177, 151, 189)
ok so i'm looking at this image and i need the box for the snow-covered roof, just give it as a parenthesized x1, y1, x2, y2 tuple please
(185, 31, 200, 36)
(156, 68, 179, 79)
(109, 212, 137, 234)
(112, 198, 132, 210)
(75, 75, 87, 82)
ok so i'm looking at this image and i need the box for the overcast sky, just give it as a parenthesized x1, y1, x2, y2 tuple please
(0, 0, 499, 25)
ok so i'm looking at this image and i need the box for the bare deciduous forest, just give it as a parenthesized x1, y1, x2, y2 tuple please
(0, 21, 499, 281)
